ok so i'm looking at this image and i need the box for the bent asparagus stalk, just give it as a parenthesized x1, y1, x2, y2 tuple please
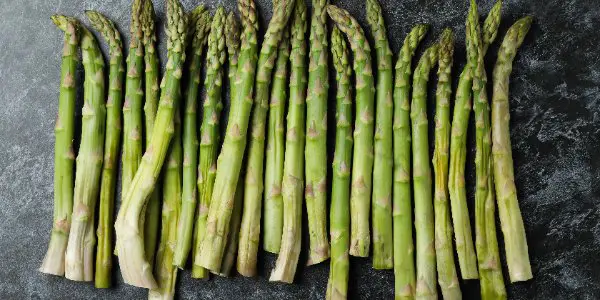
(86, 10, 124, 288)
(40, 16, 79, 277)
(448, 0, 502, 279)
(173, 6, 213, 269)
(366, 0, 393, 269)
(327, 4, 375, 258)
(234, 0, 295, 276)
(269, 0, 307, 283)
(492, 16, 533, 283)
(114, 0, 187, 288)
(263, 26, 290, 254)
(304, 0, 330, 265)
(392, 23, 428, 299)
(433, 28, 461, 300)
(64, 24, 106, 282)
(411, 43, 438, 299)
(326, 26, 352, 300)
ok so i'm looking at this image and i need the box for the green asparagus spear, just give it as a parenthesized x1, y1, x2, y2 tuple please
(492, 16, 533, 283)
(141, 0, 161, 266)
(225, 12, 241, 112)
(304, 0, 330, 265)
(327, 4, 375, 258)
(448, 0, 502, 279)
(64, 24, 106, 282)
(269, 0, 307, 283)
(115, 0, 187, 288)
(326, 26, 352, 300)
(85, 10, 124, 288)
(392, 24, 428, 300)
(233, 0, 295, 276)
(411, 43, 438, 299)
(432, 28, 461, 299)
(40, 16, 78, 277)
(366, 0, 393, 269)
(173, 7, 213, 270)
(217, 177, 244, 277)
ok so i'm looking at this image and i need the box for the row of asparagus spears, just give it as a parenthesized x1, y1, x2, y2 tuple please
(41, 0, 533, 298)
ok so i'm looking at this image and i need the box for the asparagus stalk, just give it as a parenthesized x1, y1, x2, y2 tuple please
(432, 28, 461, 299)
(40, 16, 78, 277)
(217, 177, 245, 277)
(225, 12, 241, 113)
(141, 0, 161, 266)
(327, 4, 375, 258)
(366, 0, 393, 269)
(448, 0, 502, 279)
(304, 0, 330, 265)
(234, 0, 295, 276)
(411, 43, 438, 299)
(326, 26, 352, 300)
(85, 10, 124, 288)
(173, 6, 213, 269)
(492, 16, 533, 283)
(64, 24, 106, 281)
(269, 0, 307, 283)
(263, 25, 291, 254)
(114, 0, 187, 288)
(392, 24, 428, 300)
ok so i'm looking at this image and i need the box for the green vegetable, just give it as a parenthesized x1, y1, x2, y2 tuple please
(217, 178, 244, 277)
(269, 0, 307, 283)
(392, 23, 428, 300)
(225, 12, 241, 113)
(304, 0, 330, 265)
(366, 0, 393, 269)
(327, 4, 375, 258)
(85, 10, 124, 288)
(491, 15, 533, 283)
(325, 26, 352, 300)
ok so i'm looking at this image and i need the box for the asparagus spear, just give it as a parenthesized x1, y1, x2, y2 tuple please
(85, 10, 124, 288)
(327, 4, 375, 258)
(141, 0, 161, 266)
(448, 0, 502, 279)
(326, 26, 352, 300)
(173, 6, 213, 270)
(234, 0, 295, 276)
(366, 0, 393, 269)
(64, 23, 106, 282)
(392, 23, 428, 299)
(114, 0, 187, 288)
(269, 0, 307, 283)
(40, 16, 79, 277)
(433, 28, 461, 299)
(263, 25, 291, 254)
(304, 0, 330, 265)
(217, 177, 244, 277)
(492, 16, 533, 283)
(225, 12, 241, 112)
(411, 43, 438, 299)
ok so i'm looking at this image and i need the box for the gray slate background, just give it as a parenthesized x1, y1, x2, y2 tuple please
(1, 0, 599, 299)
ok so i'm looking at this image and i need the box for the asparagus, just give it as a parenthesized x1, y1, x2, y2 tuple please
(432, 28, 461, 299)
(304, 0, 330, 265)
(225, 12, 241, 112)
(217, 177, 245, 276)
(234, 0, 295, 276)
(326, 26, 352, 300)
(366, 0, 393, 269)
(141, 0, 161, 266)
(64, 23, 106, 281)
(114, 0, 187, 288)
(173, 7, 213, 270)
(85, 10, 124, 288)
(327, 4, 375, 258)
(411, 43, 438, 299)
(269, 0, 307, 283)
(262, 27, 290, 255)
(392, 24, 428, 299)
(448, 0, 502, 279)
(492, 16, 533, 283)
(40, 16, 78, 277)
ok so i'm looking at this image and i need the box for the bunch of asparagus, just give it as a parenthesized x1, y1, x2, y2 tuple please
(41, 0, 534, 298)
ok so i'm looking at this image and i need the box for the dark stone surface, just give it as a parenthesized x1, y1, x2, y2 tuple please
(0, 0, 598, 299)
